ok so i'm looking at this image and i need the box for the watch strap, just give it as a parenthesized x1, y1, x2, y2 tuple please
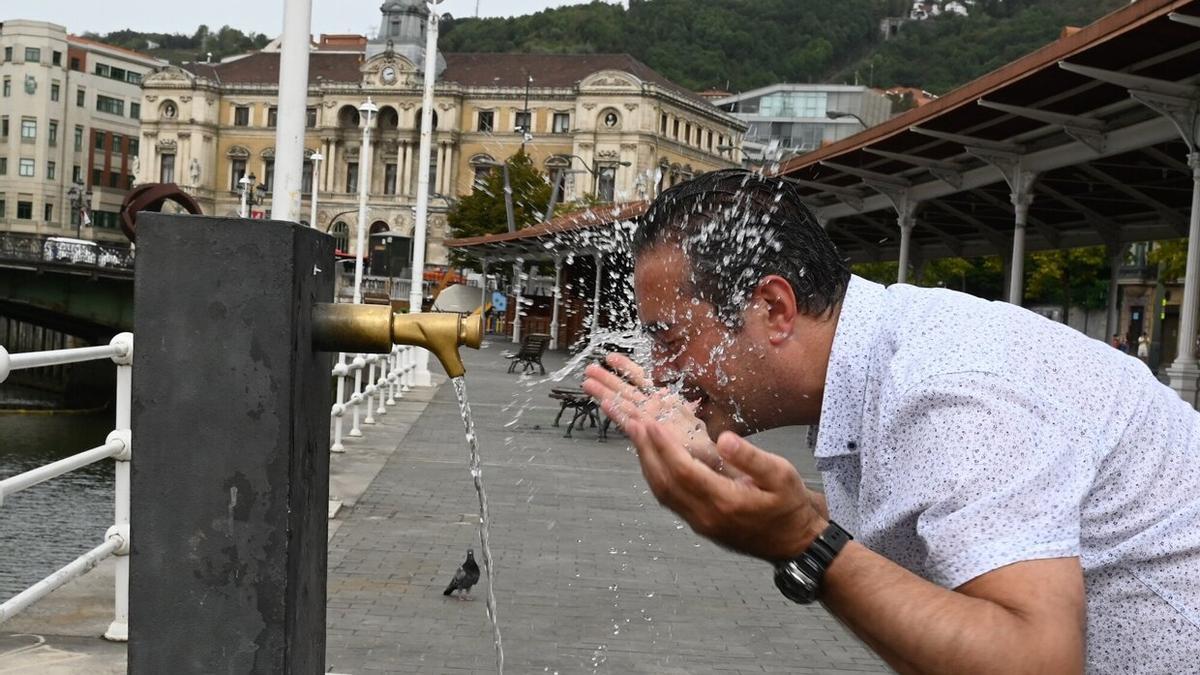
(805, 520, 852, 571)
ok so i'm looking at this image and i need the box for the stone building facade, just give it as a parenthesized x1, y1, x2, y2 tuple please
(135, 1, 745, 265)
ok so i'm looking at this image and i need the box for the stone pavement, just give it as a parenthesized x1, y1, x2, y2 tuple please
(324, 339, 889, 674)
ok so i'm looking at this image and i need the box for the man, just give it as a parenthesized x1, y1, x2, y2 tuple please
(583, 169, 1200, 673)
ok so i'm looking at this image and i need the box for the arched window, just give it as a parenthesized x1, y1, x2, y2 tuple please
(337, 105, 360, 129)
(369, 220, 389, 235)
(414, 108, 438, 130)
(378, 106, 399, 130)
(331, 221, 349, 252)
(469, 153, 495, 191)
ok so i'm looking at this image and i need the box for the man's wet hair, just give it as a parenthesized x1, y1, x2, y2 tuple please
(634, 168, 851, 325)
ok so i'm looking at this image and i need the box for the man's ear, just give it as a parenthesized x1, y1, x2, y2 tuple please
(751, 275, 798, 344)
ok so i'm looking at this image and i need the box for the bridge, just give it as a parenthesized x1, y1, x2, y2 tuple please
(0, 233, 134, 342)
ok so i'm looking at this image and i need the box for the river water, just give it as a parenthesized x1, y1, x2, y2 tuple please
(0, 411, 114, 600)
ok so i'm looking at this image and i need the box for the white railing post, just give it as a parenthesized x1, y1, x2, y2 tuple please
(403, 346, 414, 391)
(349, 354, 365, 437)
(363, 357, 377, 425)
(375, 355, 388, 416)
(330, 355, 348, 453)
(104, 332, 132, 642)
(385, 348, 398, 405)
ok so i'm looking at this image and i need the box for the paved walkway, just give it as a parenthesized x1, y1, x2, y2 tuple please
(1, 337, 888, 674)
(323, 340, 888, 674)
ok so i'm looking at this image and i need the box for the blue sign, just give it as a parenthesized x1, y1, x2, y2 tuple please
(491, 291, 507, 312)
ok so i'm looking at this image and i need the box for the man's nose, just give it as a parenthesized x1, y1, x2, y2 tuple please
(648, 357, 682, 389)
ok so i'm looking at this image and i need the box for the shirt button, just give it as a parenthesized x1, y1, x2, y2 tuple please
(847, 440, 858, 451)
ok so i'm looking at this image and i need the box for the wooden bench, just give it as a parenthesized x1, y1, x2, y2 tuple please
(505, 333, 551, 375)
(549, 388, 610, 440)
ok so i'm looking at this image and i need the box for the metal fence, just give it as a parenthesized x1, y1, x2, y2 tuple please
(330, 345, 416, 452)
(0, 333, 133, 641)
(0, 232, 135, 270)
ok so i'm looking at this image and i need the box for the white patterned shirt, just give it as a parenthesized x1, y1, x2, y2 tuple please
(814, 276, 1200, 673)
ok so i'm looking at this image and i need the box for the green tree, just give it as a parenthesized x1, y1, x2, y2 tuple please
(1148, 239, 1187, 282)
(446, 150, 551, 267)
(1024, 246, 1110, 319)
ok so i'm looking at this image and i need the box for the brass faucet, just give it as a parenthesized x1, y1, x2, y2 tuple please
(311, 304, 482, 378)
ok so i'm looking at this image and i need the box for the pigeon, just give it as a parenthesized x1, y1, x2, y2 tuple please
(443, 548, 480, 599)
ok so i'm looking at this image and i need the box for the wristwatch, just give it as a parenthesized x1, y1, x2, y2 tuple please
(773, 521, 853, 604)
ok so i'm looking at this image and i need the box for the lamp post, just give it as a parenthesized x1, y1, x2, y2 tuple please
(68, 183, 91, 238)
(826, 109, 868, 128)
(410, 0, 444, 386)
(238, 172, 256, 219)
(307, 151, 323, 229)
(352, 98, 378, 305)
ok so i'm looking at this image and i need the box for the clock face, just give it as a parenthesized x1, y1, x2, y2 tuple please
(381, 66, 397, 84)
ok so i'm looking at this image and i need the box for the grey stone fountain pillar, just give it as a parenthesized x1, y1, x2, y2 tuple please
(129, 214, 334, 674)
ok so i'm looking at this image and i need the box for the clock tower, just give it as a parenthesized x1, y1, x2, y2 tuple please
(368, 0, 446, 76)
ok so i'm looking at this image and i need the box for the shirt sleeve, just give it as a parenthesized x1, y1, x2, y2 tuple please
(878, 371, 1095, 589)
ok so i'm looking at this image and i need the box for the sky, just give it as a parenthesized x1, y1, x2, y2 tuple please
(12, 1, 626, 37)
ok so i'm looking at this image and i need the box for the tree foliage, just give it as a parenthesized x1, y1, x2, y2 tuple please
(1024, 246, 1111, 316)
(446, 150, 551, 267)
(83, 25, 270, 64)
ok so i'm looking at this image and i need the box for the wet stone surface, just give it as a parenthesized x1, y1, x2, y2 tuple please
(324, 342, 889, 674)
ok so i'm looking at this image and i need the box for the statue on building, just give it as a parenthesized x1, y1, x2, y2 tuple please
(189, 158, 202, 187)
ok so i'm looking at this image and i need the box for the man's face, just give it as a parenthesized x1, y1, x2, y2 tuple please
(634, 244, 771, 438)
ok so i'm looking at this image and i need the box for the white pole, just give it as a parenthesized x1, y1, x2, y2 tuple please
(239, 177, 250, 218)
(512, 261, 524, 344)
(591, 253, 603, 338)
(550, 257, 562, 350)
(352, 99, 377, 305)
(269, 0, 312, 222)
(409, 2, 441, 385)
(104, 332, 132, 642)
(308, 153, 323, 228)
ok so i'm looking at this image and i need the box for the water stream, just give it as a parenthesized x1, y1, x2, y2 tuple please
(450, 376, 504, 674)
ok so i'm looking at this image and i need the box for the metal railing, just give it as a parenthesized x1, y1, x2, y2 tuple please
(0, 333, 133, 641)
(0, 232, 135, 271)
(330, 345, 416, 452)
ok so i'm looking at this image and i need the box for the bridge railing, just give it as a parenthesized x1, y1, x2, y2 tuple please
(0, 232, 135, 270)
(330, 345, 416, 452)
(0, 333, 133, 641)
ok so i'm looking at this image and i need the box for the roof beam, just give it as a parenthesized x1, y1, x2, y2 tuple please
(1058, 61, 1200, 100)
(927, 200, 1008, 253)
(969, 188, 1061, 248)
(784, 177, 864, 211)
(1033, 182, 1121, 246)
(863, 148, 964, 189)
(818, 161, 911, 189)
(1075, 163, 1188, 236)
(977, 99, 1108, 153)
(910, 127, 1025, 154)
(1169, 12, 1200, 29)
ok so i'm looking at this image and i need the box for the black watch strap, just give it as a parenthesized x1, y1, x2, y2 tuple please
(805, 520, 853, 572)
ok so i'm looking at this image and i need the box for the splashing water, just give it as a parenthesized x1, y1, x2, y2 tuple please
(451, 376, 504, 674)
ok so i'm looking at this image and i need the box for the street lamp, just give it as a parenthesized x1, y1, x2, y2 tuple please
(307, 151, 323, 229)
(67, 183, 92, 238)
(238, 172, 257, 218)
(352, 98, 378, 306)
(826, 109, 868, 128)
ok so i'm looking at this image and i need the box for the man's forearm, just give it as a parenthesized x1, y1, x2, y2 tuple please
(819, 543, 1084, 674)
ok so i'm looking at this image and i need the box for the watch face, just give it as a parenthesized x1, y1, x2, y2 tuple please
(381, 66, 397, 84)
(774, 561, 819, 604)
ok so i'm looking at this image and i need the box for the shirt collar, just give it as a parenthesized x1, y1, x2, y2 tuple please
(814, 275, 887, 458)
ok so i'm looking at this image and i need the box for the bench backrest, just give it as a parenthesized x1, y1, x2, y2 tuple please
(518, 333, 551, 356)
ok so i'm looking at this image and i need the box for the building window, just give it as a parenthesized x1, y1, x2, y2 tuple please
(304, 107, 317, 128)
(346, 162, 358, 193)
(107, 171, 119, 188)
(302, 160, 313, 193)
(73, 165, 82, 183)
(130, 102, 140, 119)
(70, 56, 80, 71)
(21, 119, 36, 141)
(514, 110, 531, 133)
(3, 78, 10, 97)
(672, 119, 679, 139)
(48, 121, 58, 146)
(47, 161, 56, 180)
(94, 131, 105, 150)
(477, 111, 494, 133)
(44, 203, 53, 221)
(92, 168, 102, 186)
(160, 153, 175, 183)
(129, 138, 139, 156)
(96, 95, 124, 116)
(17, 201, 33, 219)
(74, 125, 83, 151)
(331, 221, 349, 251)
(596, 165, 616, 202)
(76, 87, 85, 107)
(428, 152, 437, 196)
(384, 163, 397, 195)
(264, 160, 275, 191)
(230, 159, 247, 190)
(3, 47, 10, 62)
(707, 130, 713, 150)
(19, 159, 35, 177)
(0, 199, 4, 217)
(50, 82, 60, 102)
(52, 51, 62, 66)
(111, 133, 122, 153)
(552, 112, 570, 134)
(1, 116, 7, 137)
(660, 113, 668, 133)
(25, 48, 41, 63)
(0, 158, 6, 175)
(472, 165, 490, 191)
(684, 122, 691, 144)
(267, 107, 278, 127)
(234, 106, 250, 126)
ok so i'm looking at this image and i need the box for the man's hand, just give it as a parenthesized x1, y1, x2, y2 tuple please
(583, 354, 825, 561)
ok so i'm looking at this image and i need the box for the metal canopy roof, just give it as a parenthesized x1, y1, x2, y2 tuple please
(444, 201, 648, 263)
(777, 0, 1200, 263)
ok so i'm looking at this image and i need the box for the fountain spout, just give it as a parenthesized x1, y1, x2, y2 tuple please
(311, 304, 482, 377)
